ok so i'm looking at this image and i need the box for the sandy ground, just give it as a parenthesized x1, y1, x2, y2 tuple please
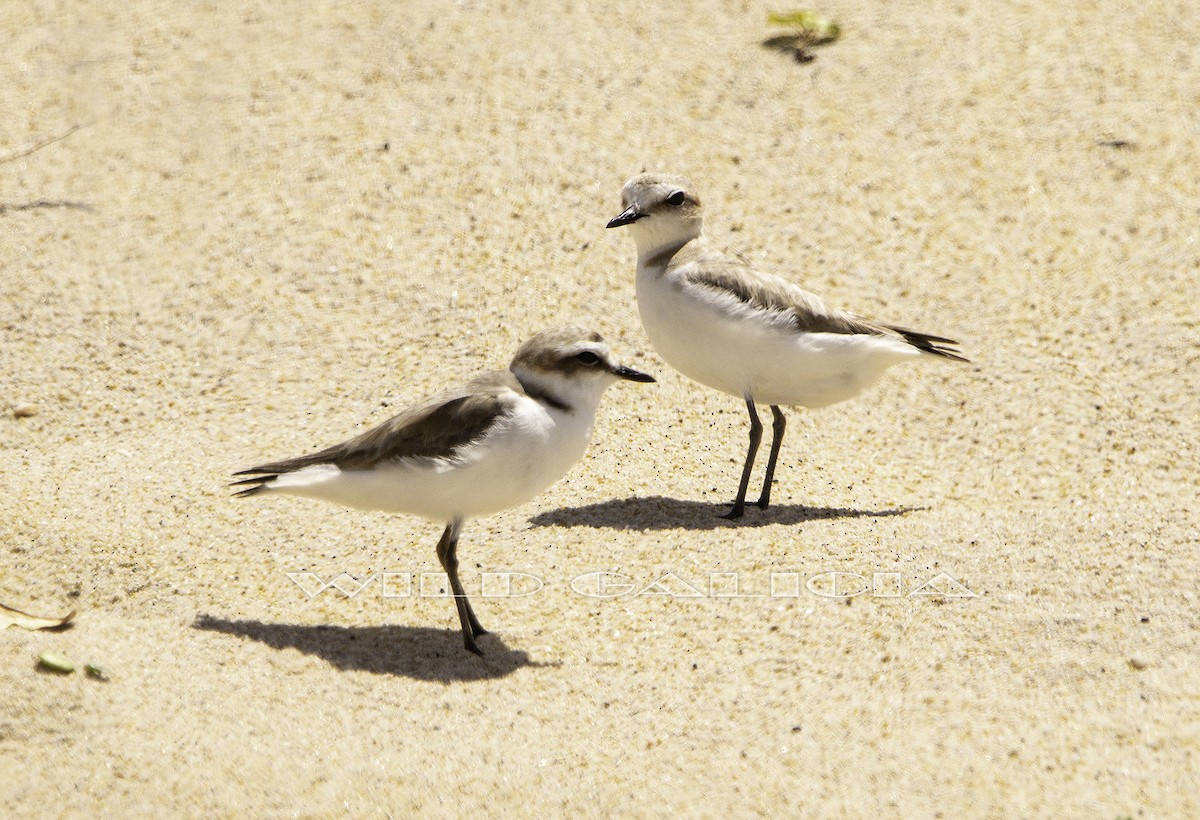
(2, 0, 1197, 815)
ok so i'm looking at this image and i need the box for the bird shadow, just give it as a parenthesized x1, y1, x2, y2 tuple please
(530, 495, 925, 531)
(192, 615, 547, 682)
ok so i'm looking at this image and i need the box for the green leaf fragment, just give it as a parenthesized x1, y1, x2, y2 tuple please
(38, 652, 76, 674)
(767, 10, 841, 40)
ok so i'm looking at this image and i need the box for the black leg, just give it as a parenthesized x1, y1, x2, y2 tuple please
(756, 406, 787, 510)
(720, 398, 763, 520)
(435, 519, 487, 655)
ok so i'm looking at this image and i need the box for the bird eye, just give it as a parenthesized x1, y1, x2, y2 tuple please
(666, 190, 686, 206)
(575, 351, 600, 365)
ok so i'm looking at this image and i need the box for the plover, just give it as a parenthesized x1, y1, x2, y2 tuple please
(232, 327, 655, 654)
(607, 172, 967, 519)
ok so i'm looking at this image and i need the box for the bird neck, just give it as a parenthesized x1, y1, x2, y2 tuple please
(640, 237, 696, 272)
(512, 367, 608, 417)
(633, 224, 704, 271)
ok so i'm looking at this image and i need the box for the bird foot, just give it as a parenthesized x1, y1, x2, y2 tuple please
(462, 633, 484, 656)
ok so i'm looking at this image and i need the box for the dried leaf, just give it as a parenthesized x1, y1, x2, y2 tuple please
(0, 601, 76, 631)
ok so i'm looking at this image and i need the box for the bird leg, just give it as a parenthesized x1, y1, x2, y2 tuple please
(756, 406, 787, 510)
(435, 518, 487, 655)
(721, 397, 763, 520)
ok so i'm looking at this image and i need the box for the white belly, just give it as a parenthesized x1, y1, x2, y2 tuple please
(637, 267, 919, 408)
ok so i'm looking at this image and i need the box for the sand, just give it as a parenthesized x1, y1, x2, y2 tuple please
(2, 0, 1197, 815)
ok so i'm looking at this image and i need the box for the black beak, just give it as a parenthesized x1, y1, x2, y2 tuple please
(606, 205, 645, 229)
(612, 364, 656, 383)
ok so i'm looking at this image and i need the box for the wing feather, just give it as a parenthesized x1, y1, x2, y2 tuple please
(232, 370, 521, 495)
(671, 242, 967, 361)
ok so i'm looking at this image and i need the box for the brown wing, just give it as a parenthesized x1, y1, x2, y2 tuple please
(232, 371, 521, 492)
(676, 243, 967, 361)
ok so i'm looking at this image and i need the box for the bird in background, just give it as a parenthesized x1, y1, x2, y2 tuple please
(607, 172, 967, 519)
(232, 327, 655, 654)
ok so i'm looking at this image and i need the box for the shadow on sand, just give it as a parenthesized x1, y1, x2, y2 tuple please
(193, 615, 547, 682)
(530, 495, 924, 531)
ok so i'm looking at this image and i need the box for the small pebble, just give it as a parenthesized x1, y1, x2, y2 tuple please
(1128, 655, 1150, 670)
(12, 403, 39, 418)
(85, 664, 110, 681)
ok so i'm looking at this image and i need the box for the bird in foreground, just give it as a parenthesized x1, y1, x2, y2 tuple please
(232, 327, 655, 655)
(607, 172, 967, 519)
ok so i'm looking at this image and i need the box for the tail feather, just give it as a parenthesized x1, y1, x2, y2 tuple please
(887, 325, 969, 363)
(232, 451, 334, 477)
(230, 451, 338, 499)
(228, 473, 281, 498)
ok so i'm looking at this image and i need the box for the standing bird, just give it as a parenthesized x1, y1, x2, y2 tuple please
(231, 327, 655, 654)
(607, 173, 966, 519)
